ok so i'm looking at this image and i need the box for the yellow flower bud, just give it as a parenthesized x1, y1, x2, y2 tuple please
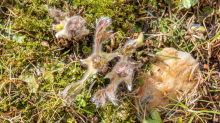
(136, 32, 144, 48)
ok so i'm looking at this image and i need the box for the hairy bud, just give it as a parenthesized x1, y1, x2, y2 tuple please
(114, 63, 132, 77)
(92, 55, 106, 70)
(49, 9, 89, 39)
(66, 16, 88, 38)
(49, 9, 67, 22)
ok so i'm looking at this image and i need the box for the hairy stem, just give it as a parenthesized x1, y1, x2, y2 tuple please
(62, 65, 97, 98)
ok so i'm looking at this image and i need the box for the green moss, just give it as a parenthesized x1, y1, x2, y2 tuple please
(71, 0, 143, 40)
(11, 0, 53, 40)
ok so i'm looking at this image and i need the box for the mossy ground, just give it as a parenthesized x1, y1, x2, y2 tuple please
(0, 0, 220, 122)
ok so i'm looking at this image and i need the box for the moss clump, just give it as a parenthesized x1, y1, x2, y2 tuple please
(11, 0, 53, 40)
(71, 0, 143, 37)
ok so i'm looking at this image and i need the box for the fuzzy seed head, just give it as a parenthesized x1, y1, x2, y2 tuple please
(66, 16, 86, 37)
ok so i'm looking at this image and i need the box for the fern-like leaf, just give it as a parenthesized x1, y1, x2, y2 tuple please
(92, 33, 144, 108)
(92, 89, 107, 108)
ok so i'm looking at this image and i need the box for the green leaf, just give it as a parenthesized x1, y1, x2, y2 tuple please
(43, 71, 54, 83)
(198, 26, 205, 32)
(182, 0, 198, 9)
(138, 77, 144, 86)
(165, 0, 174, 6)
(84, 105, 96, 113)
(188, 113, 196, 123)
(154, 48, 163, 52)
(190, 0, 198, 6)
(191, 26, 196, 30)
(20, 74, 39, 93)
(57, 63, 65, 73)
(202, 6, 213, 15)
(52, 63, 64, 73)
(133, 25, 142, 33)
(159, 19, 168, 33)
(150, 110, 162, 123)
(144, 119, 157, 123)
(12, 34, 26, 43)
(0, 82, 6, 91)
(182, 0, 191, 9)
(61, 49, 71, 56)
(82, 46, 92, 54)
(79, 99, 86, 107)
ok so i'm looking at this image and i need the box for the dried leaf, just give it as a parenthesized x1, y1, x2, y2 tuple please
(111, 36, 116, 48)
(40, 41, 50, 48)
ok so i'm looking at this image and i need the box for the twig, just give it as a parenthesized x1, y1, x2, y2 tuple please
(187, 15, 194, 29)
(197, 1, 201, 25)
(203, 13, 214, 39)
(65, 108, 73, 119)
(189, 63, 199, 81)
(5, 6, 17, 17)
(28, 60, 42, 76)
(126, 20, 134, 36)
(69, 107, 86, 123)
(0, 0, 10, 16)
(207, 42, 211, 81)
(168, 5, 171, 20)
(139, 17, 157, 19)
(190, 39, 204, 59)
(87, 79, 97, 97)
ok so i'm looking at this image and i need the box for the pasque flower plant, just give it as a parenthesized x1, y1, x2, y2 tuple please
(92, 32, 144, 108)
(61, 17, 119, 104)
(49, 9, 144, 107)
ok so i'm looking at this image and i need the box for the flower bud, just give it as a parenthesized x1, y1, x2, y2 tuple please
(92, 55, 106, 70)
(54, 16, 89, 39)
(114, 63, 132, 77)
(136, 32, 144, 48)
(49, 9, 67, 22)
(66, 16, 87, 38)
